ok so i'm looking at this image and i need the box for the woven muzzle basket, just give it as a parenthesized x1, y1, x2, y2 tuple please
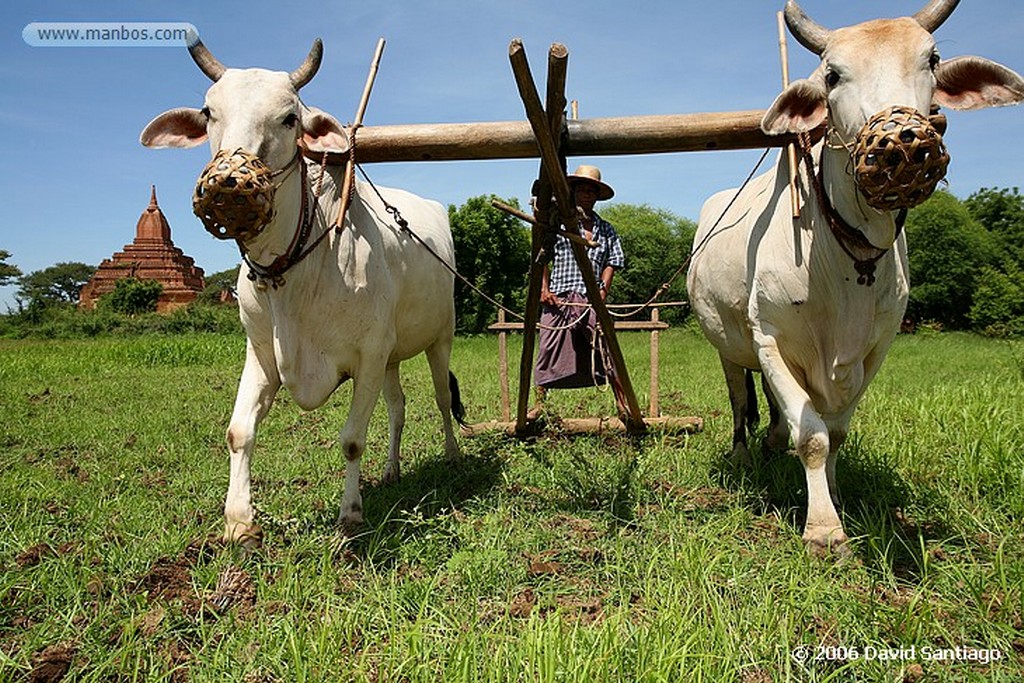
(852, 106, 949, 211)
(193, 148, 276, 241)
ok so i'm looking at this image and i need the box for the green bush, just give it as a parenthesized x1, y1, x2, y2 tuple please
(99, 278, 163, 315)
(970, 263, 1024, 337)
(0, 302, 241, 339)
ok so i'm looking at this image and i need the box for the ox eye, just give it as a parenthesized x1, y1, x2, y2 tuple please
(824, 69, 840, 89)
(283, 113, 298, 129)
(200, 106, 211, 120)
(929, 51, 941, 70)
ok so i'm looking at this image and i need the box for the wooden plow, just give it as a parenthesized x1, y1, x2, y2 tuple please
(312, 38, 819, 437)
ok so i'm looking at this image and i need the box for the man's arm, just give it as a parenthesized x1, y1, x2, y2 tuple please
(540, 264, 557, 305)
(599, 265, 616, 301)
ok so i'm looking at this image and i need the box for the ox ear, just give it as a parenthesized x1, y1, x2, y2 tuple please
(761, 74, 828, 135)
(140, 108, 208, 148)
(300, 107, 351, 154)
(933, 56, 1024, 111)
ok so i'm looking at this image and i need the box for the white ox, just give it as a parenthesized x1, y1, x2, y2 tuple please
(687, 0, 1024, 554)
(141, 40, 464, 546)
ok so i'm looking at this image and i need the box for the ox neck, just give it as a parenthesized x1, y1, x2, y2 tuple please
(801, 134, 907, 286)
(237, 157, 320, 289)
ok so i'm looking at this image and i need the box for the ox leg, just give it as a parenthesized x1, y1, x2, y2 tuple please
(425, 341, 460, 459)
(755, 339, 848, 556)
(337, 365, 386, 531)
(224, 344, 280, 548)
(381, 363, 405, 484)
(720, 357, 753, 467)
(761, 374, 790, 451)
(826, 423, 850, 511)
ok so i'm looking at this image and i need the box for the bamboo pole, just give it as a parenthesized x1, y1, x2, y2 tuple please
(509, 40, 645, 434)
(333, 37, 386, 229)
(777, 12, 801, 219)
(491, 199, 597, 248)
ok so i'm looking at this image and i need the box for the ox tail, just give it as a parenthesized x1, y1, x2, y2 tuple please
(449, 371, 468, 426)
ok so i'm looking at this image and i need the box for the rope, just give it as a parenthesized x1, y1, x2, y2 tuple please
(605, 147, 772, 319)
(352, 147, 773, 326)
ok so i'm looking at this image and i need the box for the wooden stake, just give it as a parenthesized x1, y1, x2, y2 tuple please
(497, 308, 510, 422)
(334, 37, 386, 229)
(649, 307, 660, 418)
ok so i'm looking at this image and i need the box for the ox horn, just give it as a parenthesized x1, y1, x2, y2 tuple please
(913, 0, 960, 33)
(289, 39, 323, 90)
(783, 0, 831, 56)
(188, 38, 227, 82)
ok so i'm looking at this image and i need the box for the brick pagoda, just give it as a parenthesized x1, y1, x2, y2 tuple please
(80, 186, 206, 312)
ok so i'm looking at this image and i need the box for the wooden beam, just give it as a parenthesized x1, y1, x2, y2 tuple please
(463, 415, 704, 437)
(306, 112, 824, 165)
(488, 320, 669, 332)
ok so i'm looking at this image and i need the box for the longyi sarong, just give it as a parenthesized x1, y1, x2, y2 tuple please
(535, 292, 614, 389)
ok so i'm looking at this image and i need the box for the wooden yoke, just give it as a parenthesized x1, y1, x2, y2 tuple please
(509, 40, 646, 434)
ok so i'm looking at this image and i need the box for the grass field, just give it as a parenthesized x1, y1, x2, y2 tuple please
(1, 328, 1022, 682)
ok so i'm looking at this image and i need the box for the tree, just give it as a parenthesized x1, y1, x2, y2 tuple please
(964, 186, 1024, 269)
(600, 203, 696, 324)
(99, 278, 163, 315)
(17, 262, 96, 307)
(198, 265, 240, 305)
(904, 191, 996, 329)
(449, 195, 530, 334)
(0, 250, 22, 286)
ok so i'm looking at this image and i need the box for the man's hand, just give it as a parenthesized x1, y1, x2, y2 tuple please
(540, 290, 558, 306)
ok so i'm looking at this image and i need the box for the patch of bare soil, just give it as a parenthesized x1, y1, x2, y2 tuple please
(508, 588, 536, 618)
(15, 543, 53, 568)
(554, 594, 604, 625)
(28, 641, 77, 683)
(138, 555, 194, 602)
(135, 538, 256, 621)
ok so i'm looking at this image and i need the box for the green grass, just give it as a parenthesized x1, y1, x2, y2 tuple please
(1, 329, 1022, 681)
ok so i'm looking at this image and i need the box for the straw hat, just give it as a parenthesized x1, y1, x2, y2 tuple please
(567, 164, 614, 200)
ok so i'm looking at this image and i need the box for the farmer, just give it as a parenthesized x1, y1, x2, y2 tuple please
(533, 164, 627, 419)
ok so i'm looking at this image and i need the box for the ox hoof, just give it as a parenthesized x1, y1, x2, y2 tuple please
(764, 431, 789, 453)
(337, 507, 364, 535)
(224, 522, 263, 550)
(727, 443, 752, 469)
(803, 527, 851, 560)
(381, 461, 400, 484)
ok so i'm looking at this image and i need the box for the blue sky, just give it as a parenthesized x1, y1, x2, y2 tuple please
(2, 1, 1022, 309)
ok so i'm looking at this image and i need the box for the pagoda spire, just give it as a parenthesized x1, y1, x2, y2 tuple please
(78, 185, 206, 312)
(136, 184, 172, 242)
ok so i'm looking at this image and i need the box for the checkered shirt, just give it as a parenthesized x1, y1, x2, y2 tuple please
(548, 212, 625, 296)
